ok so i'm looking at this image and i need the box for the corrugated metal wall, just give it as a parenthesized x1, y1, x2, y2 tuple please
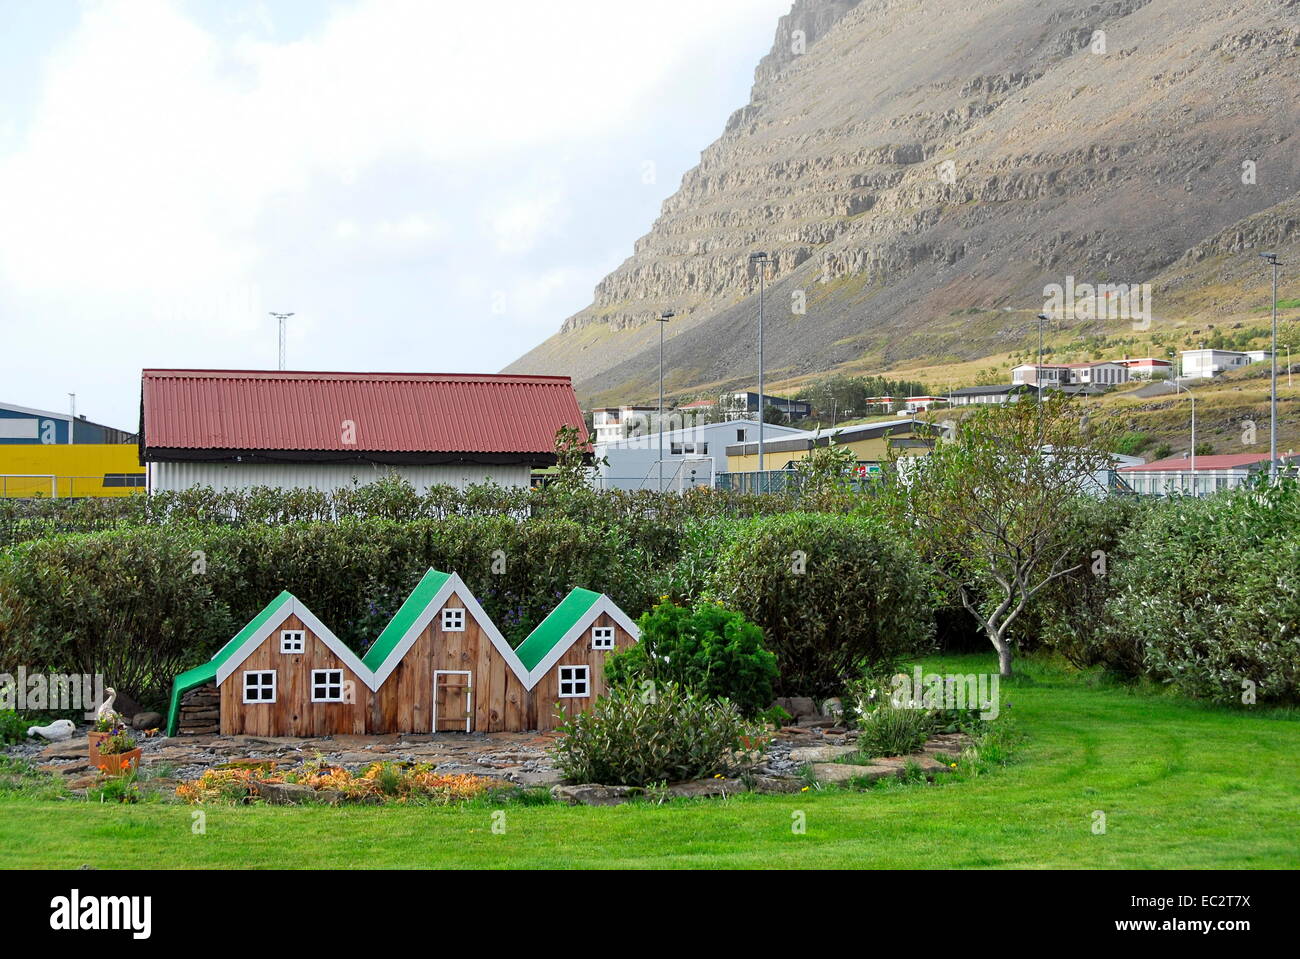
(148, 462, 531, 495)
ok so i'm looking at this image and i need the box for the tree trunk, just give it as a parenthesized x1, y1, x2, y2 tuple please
(990, 630, 1014, 678)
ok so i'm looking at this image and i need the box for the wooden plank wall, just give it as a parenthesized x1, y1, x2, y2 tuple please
(530, 612, 634, 731)
(371, 597, 530, 734)
(218, 614, 371, 737)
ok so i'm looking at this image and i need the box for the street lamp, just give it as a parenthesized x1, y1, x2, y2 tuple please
(1170, 379, 1197, 495)
(270, 312, 294, 370)
(750, 252, 770, 485)
(656, 310, 675, 493)
(1260, 253, 1282, 481)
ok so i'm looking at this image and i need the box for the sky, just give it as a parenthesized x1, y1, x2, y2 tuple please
(0, 0, 792, 431)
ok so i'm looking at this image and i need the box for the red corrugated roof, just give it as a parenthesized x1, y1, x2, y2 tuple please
(1119, 453, 1291, 472)
(141, 369, 586, 453)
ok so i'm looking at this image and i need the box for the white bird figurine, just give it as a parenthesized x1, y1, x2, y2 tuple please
(95, 688, 118, 724)
(27, 719, 76, 741)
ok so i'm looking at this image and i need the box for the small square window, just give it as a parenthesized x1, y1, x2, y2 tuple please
(243, 671, 276, 704)
(280, 630, 305, 654)
(311, 669, 344, 703)
(442, 607, 466, 632)
(558, 665, 590, 698)
(591, 627, 615, 650)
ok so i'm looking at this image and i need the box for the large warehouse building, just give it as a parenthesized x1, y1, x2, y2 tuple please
(0, 401, 141, 497)
(140, 369, 586, 494)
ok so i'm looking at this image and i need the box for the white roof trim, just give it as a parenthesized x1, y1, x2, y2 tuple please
(367, 572, 530, 689)
(215, 597, 379, 691)
(524, 594, 641, 690)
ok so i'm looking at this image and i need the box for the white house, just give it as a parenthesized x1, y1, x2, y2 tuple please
(590, 406, 660, 444)
(592, 418, 807, 491)
(1012, 361, 1129, 388)
(1179, 349, 1257, 379)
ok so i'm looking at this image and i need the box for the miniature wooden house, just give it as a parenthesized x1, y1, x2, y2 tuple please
(362, 569, 532, 734)
(166, 570, 640, 737)
(514, 588, 641, 731)
(166, 591, 377, 738)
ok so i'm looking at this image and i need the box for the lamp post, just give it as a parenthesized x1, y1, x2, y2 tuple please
(1170, 379, 1197, 495)
(270, 312, 294, 370)
(1260, 253, 1282, 481)
(656, 310, 675, 492)
(750, 252, 770, 486)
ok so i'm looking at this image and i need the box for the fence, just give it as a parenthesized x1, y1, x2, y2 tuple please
(0, 474, 146, 498)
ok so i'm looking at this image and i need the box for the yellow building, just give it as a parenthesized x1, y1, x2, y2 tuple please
(724, 419, 933, 474)
(0, 444, 144, 498)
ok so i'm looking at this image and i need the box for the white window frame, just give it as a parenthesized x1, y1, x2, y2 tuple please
(311, 669, 345, 703)
(558, 665, 590, 698)
(242, 670, 277, 704)
(591, 626, 615, 650)
(280, 629, 305, 654)
(441, 607, 466, 632)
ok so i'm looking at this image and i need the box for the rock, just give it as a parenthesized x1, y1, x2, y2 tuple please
(811, 762, 897, 784)
(550, 783, 640, 806)
(508, 768, 565, 788)
(788, 744, 860, 763)
(255, 781, 344, 806)
(666, 778, 747, 799)
(748, 775, 806, 794)
(41, 743, 89, 760)
(820, 697, 844, 720)
(796, 716, 839, 728)
(775, 697, 818, 719)
(131, 712, 163, 731)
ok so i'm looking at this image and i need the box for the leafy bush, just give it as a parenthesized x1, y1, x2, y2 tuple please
(1097, 482, 1300, 704)
(697, 512, 937, 696)
(0, 710, 28, 745)
(550, 682, 758, 786)
(604, 600, 778, 716)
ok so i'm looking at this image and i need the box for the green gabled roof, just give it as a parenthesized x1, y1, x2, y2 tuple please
(165, 591, 294, 736)
(514, 587, 603, 672)
(362, 569, 452, 672)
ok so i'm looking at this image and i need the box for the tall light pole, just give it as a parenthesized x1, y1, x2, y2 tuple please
(1260, 253, 1282, 481)
(656, 310, 674, 492)
(270, 312, 294, 370)
(750, 251, 770, 485)
(1170, 379, 1197, 494)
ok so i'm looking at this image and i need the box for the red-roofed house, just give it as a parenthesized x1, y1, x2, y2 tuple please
(140, 370, 586, 494)
(1118, 452, 1298, 496)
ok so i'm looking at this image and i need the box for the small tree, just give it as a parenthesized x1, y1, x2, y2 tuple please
(793, 433, 858, 501)
(884, 395, 1119, 676)
(550, 424, 602, 494)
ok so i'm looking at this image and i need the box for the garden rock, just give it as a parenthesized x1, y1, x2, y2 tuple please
(667, 778, 746, 799)
(131, 712, 163, 731)
(255, 781, 343, 806)
(788, 744, 859, 763)
(775, 697, 818, 719)
(550, 783, 640, 806)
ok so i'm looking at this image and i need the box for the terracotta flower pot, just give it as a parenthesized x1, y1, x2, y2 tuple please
(95, 747, 142, 775)
(87, 730, 111, 765)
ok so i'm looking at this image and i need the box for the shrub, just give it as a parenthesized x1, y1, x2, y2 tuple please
(604, 600, 778, 716)
(550, 682, 758, 786)
(699, 512, 936, 696)
(1097, 482, 1300, 704)
(0, 710, 28, 745)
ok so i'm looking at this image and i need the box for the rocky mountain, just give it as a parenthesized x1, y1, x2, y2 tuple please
(506, 0, 1300, 403)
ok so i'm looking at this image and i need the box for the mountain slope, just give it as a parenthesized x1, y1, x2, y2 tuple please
(506, 0, 1300, 404)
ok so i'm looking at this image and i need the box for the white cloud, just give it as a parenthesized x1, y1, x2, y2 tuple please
(0, 0, 792, 424)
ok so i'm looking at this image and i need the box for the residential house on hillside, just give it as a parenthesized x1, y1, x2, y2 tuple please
(946, 385, 1034, 406)
(1118, 357, 1174, 379)
(590, 405, 660, 444)
(1012, 361, 1130, 388)
(722, 391, 811, 420)
(1179, 349, 1266, 379)
(140, 369, 586, 494)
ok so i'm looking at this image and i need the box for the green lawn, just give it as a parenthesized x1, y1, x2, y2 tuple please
(2, 654, 1296, 869)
